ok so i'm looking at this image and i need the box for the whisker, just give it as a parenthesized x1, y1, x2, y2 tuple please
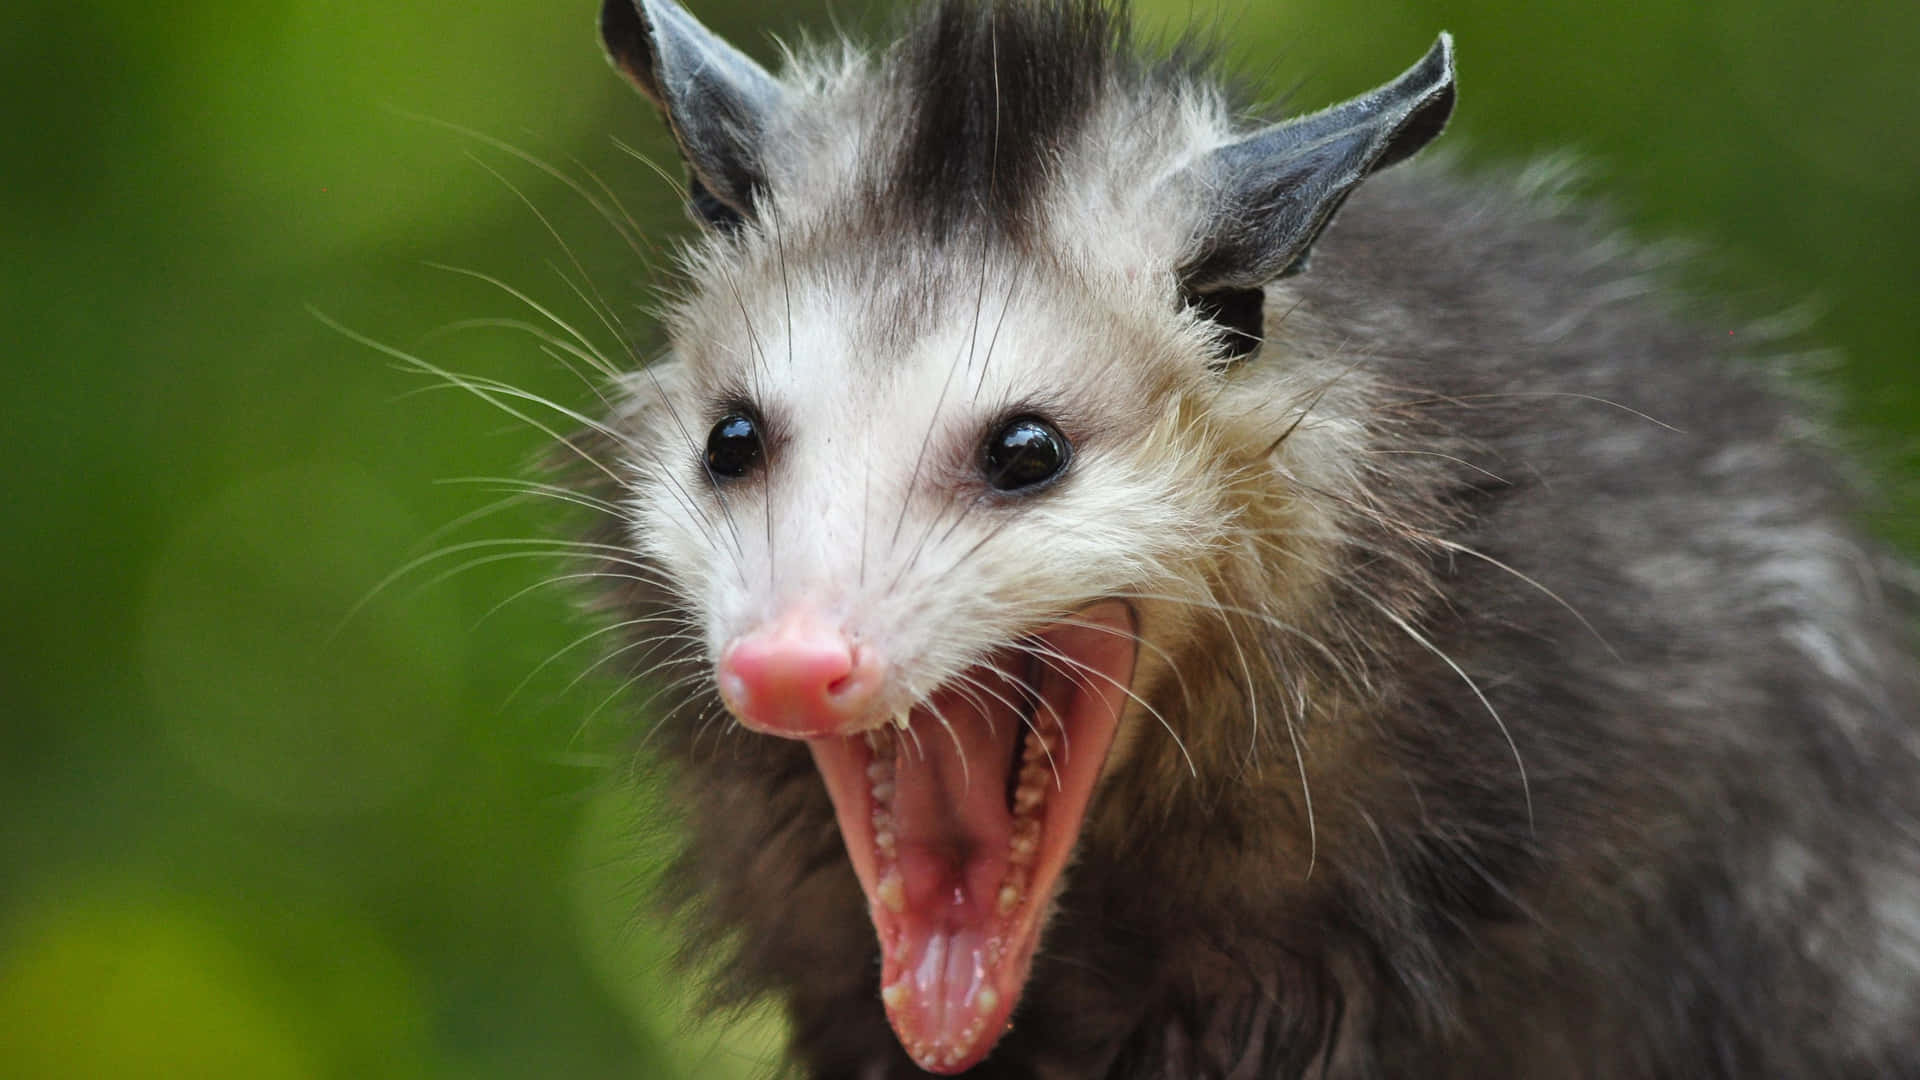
(1382, 389, 1683, 433)
(476, 568, 670, 630)
(1366, 597, 1535, 833)
(459, 150, 640, 388)
(421, 261, 622, 381)
(1023, 639, 1195, 780)
(504, 613, 692, 708)
(384, 109, 661, 267)
(434, 475, 626, 518)
(331, 536, 658, 642)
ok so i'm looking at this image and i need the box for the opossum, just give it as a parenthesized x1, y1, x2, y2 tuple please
(570, 0, 1920, 1075)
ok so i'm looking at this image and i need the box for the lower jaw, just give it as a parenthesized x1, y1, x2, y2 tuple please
(804, 602, 1138, 1074)
(861, 712, 1057, 1072)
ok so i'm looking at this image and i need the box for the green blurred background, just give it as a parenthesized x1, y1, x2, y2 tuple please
(2, 0, 1915, 1076)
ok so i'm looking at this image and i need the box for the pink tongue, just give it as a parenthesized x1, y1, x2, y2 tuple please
(883, 688, 1022, 1047)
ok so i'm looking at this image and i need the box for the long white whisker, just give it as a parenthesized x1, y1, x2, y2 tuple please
(504, 614, 692, 707)
(1023, 640, 1194, 780)
(1366, 598, 1535, 833)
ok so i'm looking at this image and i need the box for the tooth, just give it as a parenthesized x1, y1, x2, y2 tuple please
(1010, 820, 1040, 861)
(976, 987, 1000, 1013)
(878, 869, 906, 913)
(874, 829, 895, 855)
(882, 982, 908, 1010)
(893, 708, 912, 730)
(1013, 784, 1044, 815)
(871, 781, 894, 804)
(997, 883, 1021, 915)
(998, 860, 1029, 895)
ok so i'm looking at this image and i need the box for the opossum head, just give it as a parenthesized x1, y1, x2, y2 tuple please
(600, 0, 1452, 1071)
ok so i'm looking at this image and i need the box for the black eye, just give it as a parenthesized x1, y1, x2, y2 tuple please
(705, 412, 762, 479)
(982, 416, 1070, 492)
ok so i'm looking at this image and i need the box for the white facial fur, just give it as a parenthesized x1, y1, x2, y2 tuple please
(610, 38, 1379, 759)
(626, 246, 1222, 717)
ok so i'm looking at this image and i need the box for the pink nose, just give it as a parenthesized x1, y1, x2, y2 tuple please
(716, 611, 885, 738)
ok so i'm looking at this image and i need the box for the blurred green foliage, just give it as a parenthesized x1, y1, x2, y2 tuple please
(2, 0, 1914, 1076)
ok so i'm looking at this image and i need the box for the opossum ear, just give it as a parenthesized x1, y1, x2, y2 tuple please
(601, 0, 787, 228)
(1176, 34, 1455, 291)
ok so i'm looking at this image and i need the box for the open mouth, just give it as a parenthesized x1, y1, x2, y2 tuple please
(804, 600, 1138, 1074)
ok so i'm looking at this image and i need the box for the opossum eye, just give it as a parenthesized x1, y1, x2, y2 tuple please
(983, 416, 1070, 492)
(705, 411, 763, 479)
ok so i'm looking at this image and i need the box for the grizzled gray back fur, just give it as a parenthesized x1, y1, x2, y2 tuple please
(571, 0, 1920, 1075)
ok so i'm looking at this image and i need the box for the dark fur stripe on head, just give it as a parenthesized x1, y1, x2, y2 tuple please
(889, 0, 1125, 239)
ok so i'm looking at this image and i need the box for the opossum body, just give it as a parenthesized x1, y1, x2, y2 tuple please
(578, 0, 1920, 1076)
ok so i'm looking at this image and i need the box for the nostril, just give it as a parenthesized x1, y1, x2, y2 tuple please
(823, 643, 871, 701)
(716, 614, 882, 737)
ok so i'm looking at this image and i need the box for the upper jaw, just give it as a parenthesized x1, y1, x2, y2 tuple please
(800, 600, 1139, 1074)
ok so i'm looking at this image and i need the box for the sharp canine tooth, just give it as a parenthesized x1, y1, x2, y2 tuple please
(893, 708, 911, 730)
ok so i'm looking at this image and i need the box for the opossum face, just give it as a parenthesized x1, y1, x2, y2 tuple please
(629, 247, 1226, 1070)
(601, 0, 1453, 1071)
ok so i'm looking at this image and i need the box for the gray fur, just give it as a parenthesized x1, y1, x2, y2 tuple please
(571, 1, 1920, 1076)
